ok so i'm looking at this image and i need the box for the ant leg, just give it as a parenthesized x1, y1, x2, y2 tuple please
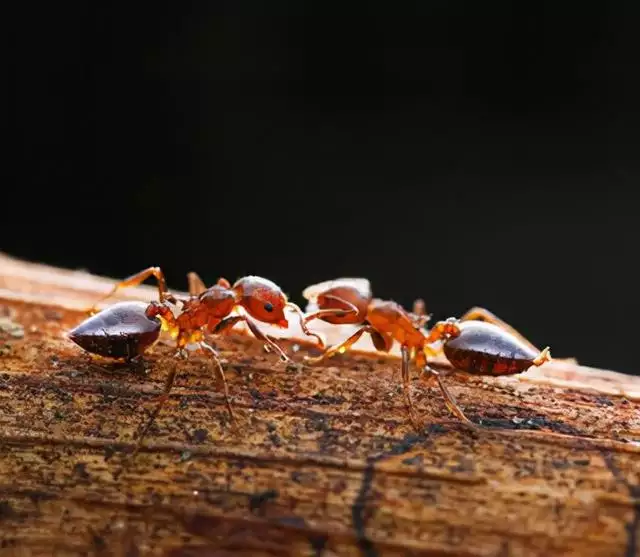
(187, 272, 207, 296)
(304, 325, 381, 364)
(421, 366, 478, 428)
(199, 341, 236, 427)
(301, 295, 359, 325)
(401, 345, 422, 431)
(284, 302, 326, 348)
(288, 296, 359, 349)
(130, 357, 180, 461)
(86, 267, 173, 315)
(416, 318, 463, 358)
(214, 315, 291, 362)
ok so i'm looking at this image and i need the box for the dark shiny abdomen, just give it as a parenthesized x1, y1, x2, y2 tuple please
(443, 321, 538, 376)
(68, 301, 161, 360)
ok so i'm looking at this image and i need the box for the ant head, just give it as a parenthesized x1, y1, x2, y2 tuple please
(199, 285, 236, 318)
(302, 278, 371, 325)
(233, 276, 288, 327)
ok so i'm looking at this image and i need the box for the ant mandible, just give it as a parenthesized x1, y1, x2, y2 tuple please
(300, 278, 552, 430)
(68, 266, 326, 452)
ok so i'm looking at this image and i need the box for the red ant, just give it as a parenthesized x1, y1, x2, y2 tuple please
(300, 278, 552, 429)
(68, 266, 325, 453)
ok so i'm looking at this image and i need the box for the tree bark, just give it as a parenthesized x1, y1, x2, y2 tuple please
(0, 252, 638, 557)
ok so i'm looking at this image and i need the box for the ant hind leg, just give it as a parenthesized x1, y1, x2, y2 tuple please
(86, 266, 172, 315)
(187, 272, 207, 296)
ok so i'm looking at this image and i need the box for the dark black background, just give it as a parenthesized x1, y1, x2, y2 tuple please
(8, 4, 640, 374)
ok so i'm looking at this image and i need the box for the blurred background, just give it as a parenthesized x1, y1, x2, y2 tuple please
(8, 5, 640, 374)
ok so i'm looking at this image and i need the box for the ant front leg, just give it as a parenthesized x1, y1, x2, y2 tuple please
(288, 296, 359, 349)
(187, 272, 207, 296)
(214, 315, 291, 362)
(302, 295, 360, 326)
(86, 266, 174, 315)
(304, 325, 385, 365)
(284, 302, 326, 348)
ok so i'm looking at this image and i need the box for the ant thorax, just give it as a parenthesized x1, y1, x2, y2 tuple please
(157, 298, 185, 332)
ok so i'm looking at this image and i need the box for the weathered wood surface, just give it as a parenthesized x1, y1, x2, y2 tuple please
(0, 252, 639, 557)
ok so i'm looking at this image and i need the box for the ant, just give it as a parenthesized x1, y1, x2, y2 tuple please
(300, 278, 552, 430)
(68, 266, 326, 454)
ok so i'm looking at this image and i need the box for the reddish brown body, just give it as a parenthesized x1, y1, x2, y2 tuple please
(70, 270, 317, 361)
(366, 300, 425, 349)
(67, 267, 324, 457)
(302, 277, 552, 429)
(176, 284, 236, 330)
(143, 275, 296, 350)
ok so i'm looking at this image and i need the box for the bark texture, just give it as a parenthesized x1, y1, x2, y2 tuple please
(0, 253, 639, 557)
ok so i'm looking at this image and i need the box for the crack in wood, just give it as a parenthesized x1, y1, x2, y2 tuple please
(602, 452, 640, 557)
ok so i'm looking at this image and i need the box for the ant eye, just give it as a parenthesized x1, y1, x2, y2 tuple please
(263, 302, 274, 313)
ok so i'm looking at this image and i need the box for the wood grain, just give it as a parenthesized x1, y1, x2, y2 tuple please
(0, 253, 639, 557)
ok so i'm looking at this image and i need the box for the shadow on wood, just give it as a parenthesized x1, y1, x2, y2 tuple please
(0, 253, 638, 556)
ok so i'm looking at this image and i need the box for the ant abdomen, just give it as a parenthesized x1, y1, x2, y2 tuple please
(68, 301, 162, 360)
(443, 321, 544, 376)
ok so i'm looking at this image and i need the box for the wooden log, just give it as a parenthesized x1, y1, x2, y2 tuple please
(0, 252, 638, 557)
